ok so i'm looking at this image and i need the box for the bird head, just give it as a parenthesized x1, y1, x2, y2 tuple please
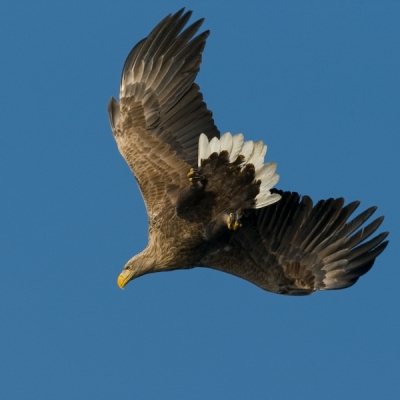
(117, 252, 155, 289)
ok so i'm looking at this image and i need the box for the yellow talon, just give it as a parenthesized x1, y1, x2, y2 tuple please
(227, 213, 233, 230)
(227, 213, 242, 230)
(187, 168, 204, 183)
(233, 221, 242, 230)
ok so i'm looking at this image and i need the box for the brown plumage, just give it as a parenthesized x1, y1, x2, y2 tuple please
(108, 9, 388, 295)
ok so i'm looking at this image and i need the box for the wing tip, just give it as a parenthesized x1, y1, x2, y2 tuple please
(108, 97, 120, 131)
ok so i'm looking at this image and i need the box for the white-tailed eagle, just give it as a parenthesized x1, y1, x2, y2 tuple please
(108, 9, 388, 295)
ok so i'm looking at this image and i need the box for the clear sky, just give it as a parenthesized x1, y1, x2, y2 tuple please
(1, 1, 399, 399)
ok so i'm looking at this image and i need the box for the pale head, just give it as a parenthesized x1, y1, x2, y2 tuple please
(117, 251, 156, 289)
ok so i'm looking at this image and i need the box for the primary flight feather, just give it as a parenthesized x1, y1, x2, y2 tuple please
(108, 9, 388, 295)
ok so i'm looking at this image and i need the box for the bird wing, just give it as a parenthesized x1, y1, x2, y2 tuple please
(108, 9, 219, 220)
(201, 190, 388, 295)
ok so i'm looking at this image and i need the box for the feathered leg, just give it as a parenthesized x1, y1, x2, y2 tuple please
(175, 172, 206, 219)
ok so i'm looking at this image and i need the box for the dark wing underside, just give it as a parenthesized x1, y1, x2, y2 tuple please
(201, 190, 388, 295)
(108, 9, 219, 219)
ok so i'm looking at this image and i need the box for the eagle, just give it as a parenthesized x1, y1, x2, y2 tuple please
(108, 9, 388, 295)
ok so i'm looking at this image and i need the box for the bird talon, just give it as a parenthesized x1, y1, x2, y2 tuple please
(188, 168, 204, 183)
(233, 220, 242, 230)
(227, 213, 242, 231)
(187, 168, 195, 179)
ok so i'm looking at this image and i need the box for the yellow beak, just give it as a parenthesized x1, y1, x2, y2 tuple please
(117, 270, 131, 289)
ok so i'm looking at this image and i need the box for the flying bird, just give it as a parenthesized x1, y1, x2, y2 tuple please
(108, 9, 388, 295)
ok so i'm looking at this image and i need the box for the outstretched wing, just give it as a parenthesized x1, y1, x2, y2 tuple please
(201, 190, 388, 295)
(108, 9, 219, 219)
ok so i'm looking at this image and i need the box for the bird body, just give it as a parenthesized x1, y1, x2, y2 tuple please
(109, 9, 388, 295)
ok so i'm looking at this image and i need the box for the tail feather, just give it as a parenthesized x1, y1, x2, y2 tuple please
(198, 132, 281, 209)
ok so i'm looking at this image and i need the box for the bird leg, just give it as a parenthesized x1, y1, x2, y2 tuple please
(176, 172, 206, 220)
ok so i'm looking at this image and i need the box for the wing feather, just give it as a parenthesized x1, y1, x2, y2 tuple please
(201, 190, 388, 295)
(108, 9, 219, 219)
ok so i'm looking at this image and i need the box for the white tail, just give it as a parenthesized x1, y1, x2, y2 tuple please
(198, 132, 281, 208)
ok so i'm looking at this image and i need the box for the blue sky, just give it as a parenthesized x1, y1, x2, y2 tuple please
(1, 1, 399, 399)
